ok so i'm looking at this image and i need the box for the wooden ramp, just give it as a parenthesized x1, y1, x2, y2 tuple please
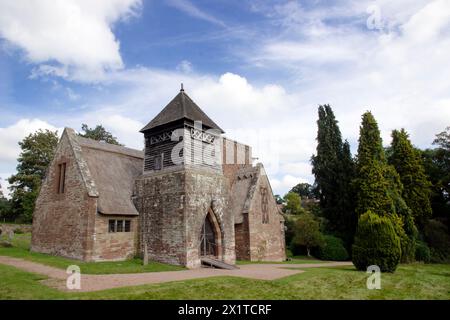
(201, 257, 239, 270)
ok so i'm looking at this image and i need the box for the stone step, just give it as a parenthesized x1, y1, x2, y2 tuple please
(200, 257, 239, 270)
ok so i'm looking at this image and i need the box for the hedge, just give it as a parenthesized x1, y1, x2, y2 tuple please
(316, 235, 349, 261)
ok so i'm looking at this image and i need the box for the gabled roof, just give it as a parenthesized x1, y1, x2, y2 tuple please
(229, 166, 259, 224)
(230, 163, 284, 224)
(140, 89, 225, 133)
(64, 128, 143, 216)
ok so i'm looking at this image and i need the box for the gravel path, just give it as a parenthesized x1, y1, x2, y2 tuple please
(0, 256, 353, 292)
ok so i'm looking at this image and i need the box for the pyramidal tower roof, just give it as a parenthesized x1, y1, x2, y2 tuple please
(140, 85, 225, 133)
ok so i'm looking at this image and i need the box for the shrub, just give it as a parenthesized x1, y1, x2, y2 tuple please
(316, 235, 349, 261)
(415, 241, 431, 263)
(424, 220, 450, 263)
(352, 211, 401, 272)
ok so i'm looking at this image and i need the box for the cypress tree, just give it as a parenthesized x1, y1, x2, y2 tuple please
(312, 105, 340, 219)
(354, 112, 416, 263)
(354, 112, 393, 216)
(389, 129, 432, 228)
(311, 105, 356, 247)
(337, 140, 357, 246)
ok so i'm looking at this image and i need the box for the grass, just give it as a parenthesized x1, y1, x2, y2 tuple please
(0, 262, 449, 300)
(1, 233, 449, 300)
(0, 233, 184, 274)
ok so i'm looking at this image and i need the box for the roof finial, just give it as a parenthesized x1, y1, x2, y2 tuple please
(180, 83, 184, 92)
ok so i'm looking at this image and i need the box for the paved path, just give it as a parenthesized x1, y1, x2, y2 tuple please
(0, 256, 353, 292)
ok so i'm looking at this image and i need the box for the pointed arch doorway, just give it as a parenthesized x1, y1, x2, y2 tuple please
(199, 209, 222, 259)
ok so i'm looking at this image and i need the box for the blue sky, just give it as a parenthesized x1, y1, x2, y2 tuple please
(1, 0, 450, 196)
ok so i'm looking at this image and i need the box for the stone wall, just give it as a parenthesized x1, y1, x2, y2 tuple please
(234, 213, 250, 260)
(247, 171, 286, 261)
(184, 168, 235, 268)
(135, 170, 187, 266)
(0, 224, 32, 235)
(222, 138, 252, 189)
(91, 214, 138, 261)
(135, 167, 235, 268)
(31, 133, 96, 261)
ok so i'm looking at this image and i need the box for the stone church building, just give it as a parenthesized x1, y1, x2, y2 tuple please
(31, 88, 286, 268)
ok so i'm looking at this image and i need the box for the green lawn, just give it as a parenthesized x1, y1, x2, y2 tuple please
(0, 262, 449, 300)
(0, 233, 184, 274)
(1, 233, 449, 300)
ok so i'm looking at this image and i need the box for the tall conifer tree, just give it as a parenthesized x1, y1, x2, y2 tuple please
(389, 129, 432, 227)
(311, 105, 356, 247)
(354, 112, 416, 262)
(354, 112, 393, 216)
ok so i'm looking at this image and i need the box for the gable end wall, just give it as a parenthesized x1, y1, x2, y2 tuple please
(31, 132, 96, 261)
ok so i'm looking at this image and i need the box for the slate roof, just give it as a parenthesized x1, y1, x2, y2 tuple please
(140, 89, 225, 133)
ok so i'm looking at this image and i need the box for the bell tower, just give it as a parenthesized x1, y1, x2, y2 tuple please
(140, 84, 224, 173)
(135, 86, 235, 268)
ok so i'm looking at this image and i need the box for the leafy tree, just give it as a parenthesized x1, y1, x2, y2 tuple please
(8, 130, 58, 223)
(283, 192, 304, 215)
(434, 126, 450, 150)
(421, 127, 450, 223)
(311, 105, 356, 247)
(352, 210, 401, 272)
(290, 182, 316, 199)
(388, 129, 432, 227)
(79, 124, 122, 145)
(291, 212, 324, 256)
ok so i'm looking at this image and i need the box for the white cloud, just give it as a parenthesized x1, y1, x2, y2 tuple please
(166, 0, 225, 27)
(0, 0, 142, 81)
(76, 114, 144, 150)
(271, 174, 309, 196)
(176, 60, 194, 74)
(0, 119, 60, 163)
(402, 0, 450, 42)
(0, 119, 61, 197)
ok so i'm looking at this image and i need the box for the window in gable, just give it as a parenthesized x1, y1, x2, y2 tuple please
(261, 187, 269, 224)
(57, 163, 66, 194)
